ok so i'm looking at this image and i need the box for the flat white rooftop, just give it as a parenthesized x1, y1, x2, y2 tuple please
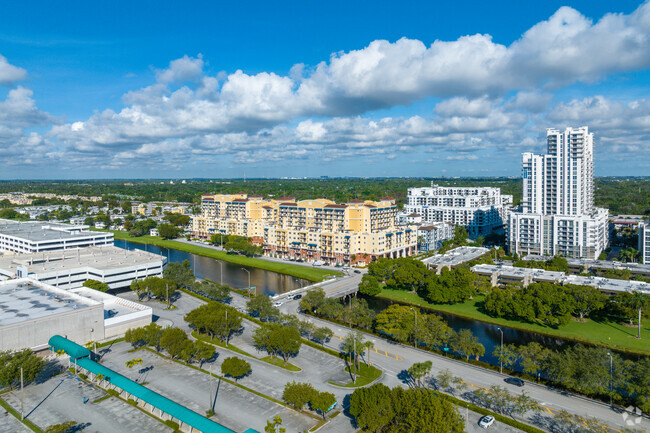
(0, 279, 100, 326)
(0, 220, 112, 243)
(422, 246, 490, 267)
(472, 264, 565, 281)
(0, 246, 165, 276)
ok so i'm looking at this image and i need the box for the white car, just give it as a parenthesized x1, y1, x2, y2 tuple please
(273, 301, 283, 307)
(478, 415, 495, 429)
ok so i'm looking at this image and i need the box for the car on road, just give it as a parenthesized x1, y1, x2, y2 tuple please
(504, 377, 525, 387)
(478, 415, 495, 428)
(353, 270, 361, 274)
(292, 294, 302, 300)
(273, 301, 284, 307)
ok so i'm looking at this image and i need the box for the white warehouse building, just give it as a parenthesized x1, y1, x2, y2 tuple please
(0, 246, 166, 290)
(402, 184, 512, 237)
(0, 278, 152, 351)
(0, 220, 113, 254)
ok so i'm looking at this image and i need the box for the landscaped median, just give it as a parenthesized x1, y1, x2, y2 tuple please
(192, 331, 302, 372)
(376, 289, 650, 355)
(110, 231, 341, 282)
(328, 363, 382, 388)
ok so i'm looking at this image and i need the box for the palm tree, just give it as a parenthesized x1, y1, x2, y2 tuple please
(125, 358, 144, 380)
(629, 291, 648, 339)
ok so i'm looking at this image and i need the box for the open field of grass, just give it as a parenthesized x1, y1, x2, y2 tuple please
(110, 231, 341, 282)
(377, 289, 650, 355)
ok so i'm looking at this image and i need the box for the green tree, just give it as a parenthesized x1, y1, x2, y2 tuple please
(390, 387, 465, 433)
(158, 223, 181, 239)
(44, 422, 77, 433)
(492, 344, 519, 370)
(374, 304, 416, 344)
(343, 298, 375, 329)
(298, 288, 326, 312)
(516, 342, 550, 378)
(282, 381, 316, 410)
(163, 260, 195, 287)
(264, 416, 286, 433)
(0, 349, 46, 390)
(310, 391, 336, 420)
(417, 314, 453, 349)
(252, 323, 302, 364)
(385, 258, 429, 292)
(349, 383, 395, 432)
(359, 274, 381, 296)
(185, 302, 241, 343)
(407, 361, 433, 388)
(311, 326, 333, 345)
(83, 279, 109, 292)
(450, 329, 485, 361)
(192, 341, 215, 367)
(160, 327, 190, 359)
(220, 357, 251, 383)
(569, 284, 607, 320)
(124, 323, 164, 351)
(247, 295, 280, 322)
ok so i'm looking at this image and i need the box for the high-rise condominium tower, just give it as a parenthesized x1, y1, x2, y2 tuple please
(508, 126, 608, 259)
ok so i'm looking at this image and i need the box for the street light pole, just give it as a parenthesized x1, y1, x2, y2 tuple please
(497, 327, 504, 374)
(219, 261, 223, 286)
(607, 352, 613, 406)
(409, 307, 417, 348)
(241, 268, 251, 298)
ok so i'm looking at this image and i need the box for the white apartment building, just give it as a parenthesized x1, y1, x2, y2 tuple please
(508, 127, 609, 259)
(640, 221, 650, 264)
(417, 223, 455, 252)
(402, 184, 512, 237)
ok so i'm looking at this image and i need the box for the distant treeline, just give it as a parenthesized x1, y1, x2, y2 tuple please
(1, 177, 649, 214)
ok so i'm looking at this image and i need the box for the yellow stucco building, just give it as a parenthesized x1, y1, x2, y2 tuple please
(192, 194, 416, 265)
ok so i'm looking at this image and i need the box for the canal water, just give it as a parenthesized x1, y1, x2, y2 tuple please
(116, 240, 641, 371)
(115, 240, 309, 296)
(362, 296, 641, 368)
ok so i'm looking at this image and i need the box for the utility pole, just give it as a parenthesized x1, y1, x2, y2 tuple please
(20, 367, 24, 420)
(409, 307, 417, 349)
(241, 268, 251, 298)
(497, 327, 504, 374)
(219, 261, 223, 286)
(209, 363, 213, 412)
(166, 283, 169, 307)
(607, 352, 613, 406)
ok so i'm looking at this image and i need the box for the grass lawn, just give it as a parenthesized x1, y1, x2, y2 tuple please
(110, 231, 341, 282)
(329, 363, 381, 388)
(260, 356, 301, 371)
(192, 332, 253, 358)
(377, 289, 650, 355)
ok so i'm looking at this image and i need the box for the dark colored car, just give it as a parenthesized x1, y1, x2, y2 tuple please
(353, 270, 361, 274)
(504, 377, 525, 387)
(292, 294, 302, 300)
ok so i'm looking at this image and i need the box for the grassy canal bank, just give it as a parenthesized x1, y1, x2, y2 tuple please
(110, 231, 341, 282)
(376, 289, 650, 356)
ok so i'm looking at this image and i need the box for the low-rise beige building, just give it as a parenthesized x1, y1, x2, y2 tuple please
(192, 194, 415, 265)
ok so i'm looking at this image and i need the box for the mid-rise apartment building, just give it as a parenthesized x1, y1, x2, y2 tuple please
(417, 223, 455, 252)
(192, 195, 416, 265)
(508, 127, 608, 259)
(640, 221, 650, 264)
(402, 184, 512, 237)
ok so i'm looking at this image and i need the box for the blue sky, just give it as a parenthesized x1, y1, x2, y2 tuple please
(0, 0, 649, 179)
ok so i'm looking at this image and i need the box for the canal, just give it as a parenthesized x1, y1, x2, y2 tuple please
(115, 240, 309, 296)
(117, 240, 640, 371)
(363, 295, 641, 369)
